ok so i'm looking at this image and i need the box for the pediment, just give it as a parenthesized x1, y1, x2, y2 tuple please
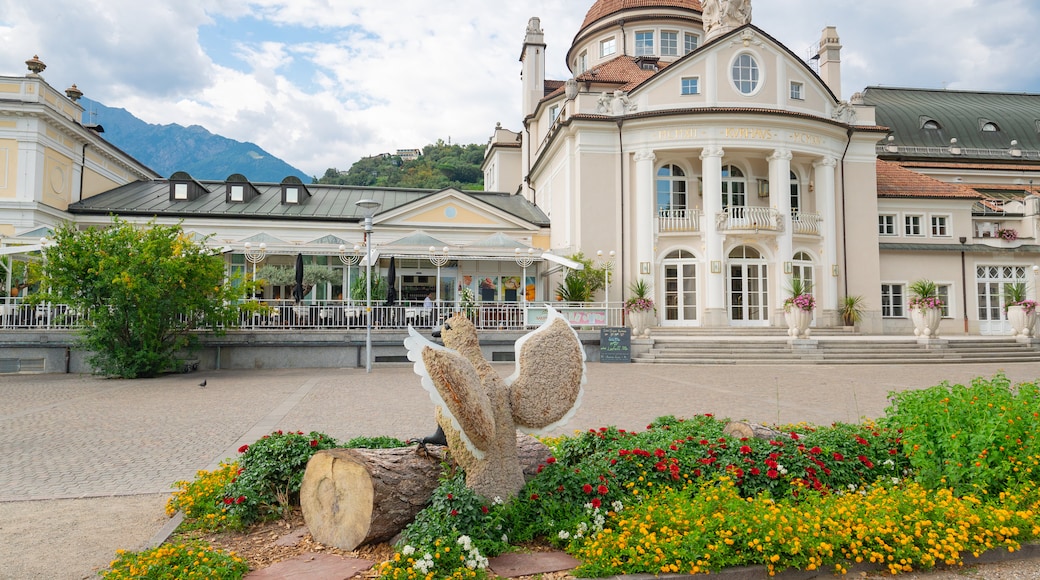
(375, 188, 539, 231)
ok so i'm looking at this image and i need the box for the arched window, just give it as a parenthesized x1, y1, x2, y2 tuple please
(922, 119, 941, 130)
(792, 251, 814, 294)
(789, 170, 801, 212)
(981, 121, 1000, 132)
(656, 165, 688, 215)
(722, 165, 746, 208)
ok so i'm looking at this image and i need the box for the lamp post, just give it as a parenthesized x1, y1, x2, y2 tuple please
(338, 244, 362, 304)
(597, 250, 616, 305)
(514, 248, 536, 305)
(244, 242, 266, 298)
(356, 199, 382, 373)
(428, 246, 449, 306)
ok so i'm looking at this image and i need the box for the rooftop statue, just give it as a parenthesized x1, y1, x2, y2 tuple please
(405, 306, 586, 499)
(703, 0, 752, 41)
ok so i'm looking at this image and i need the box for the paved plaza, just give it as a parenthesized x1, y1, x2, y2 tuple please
(3, 361, 1040, 579)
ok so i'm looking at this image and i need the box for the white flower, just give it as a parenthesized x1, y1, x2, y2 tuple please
(883, 459, 895, 468)
(558, 530, 571, 540)
(847, 483, 857, 492)
(502, 534, 509, 543)
(891, 477, 901, 485)
(457, 535, 472, 550)
(401, 545, 415, 556)
(777, 465, 788, 475)
(466, 559, 477, 569)
(611, 500, 624, 513)
(493, 496, 504, 505)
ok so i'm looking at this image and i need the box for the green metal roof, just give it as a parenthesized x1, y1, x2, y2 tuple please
(68, 180, 550, 227)
(862, 87, 1040, 161)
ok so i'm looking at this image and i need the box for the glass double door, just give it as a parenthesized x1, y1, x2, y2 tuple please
(663, 257, 697, 325)
(728, 262, 769, 325)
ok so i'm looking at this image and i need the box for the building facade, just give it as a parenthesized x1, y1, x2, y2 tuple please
(484, 0, 1040, 335)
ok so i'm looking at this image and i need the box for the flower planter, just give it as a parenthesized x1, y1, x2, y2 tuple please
(627, 310, 655, 338)
(1007, 304, 1037, 337)
(911, 306, 941, 338)
(784, 307, 813, 339)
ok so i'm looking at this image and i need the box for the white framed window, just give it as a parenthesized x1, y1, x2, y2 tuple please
(790, 81, 804, 100)
(661, 31, 678, 56)
(879, 214, 896, 235)
(577, 51, 588, 74)
(931, 215, 950, 237)
(285, 187, 299, 204)
(656, 164, 688, 214)
(549, 104, 560, 122)
(230, 185, 244, 202)
(881, 283, 905, 317)
(721, 165, 746, 208)
(684, 32, 699, 54)
(904, 214, 923, 236)
(936, 283, 952, 318)
(600, 37, 617, 57)
(731, 53, 760, 95)
(635, 31, 654, 56)
(681, 77, 699, 95)
(173, 183, 188, 200)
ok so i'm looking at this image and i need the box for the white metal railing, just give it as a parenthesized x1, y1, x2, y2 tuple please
(657, 208, 702, 232)
(716, 206, 784, 232)
(792, 212, 822, 235)
(0, 297, 628, 332)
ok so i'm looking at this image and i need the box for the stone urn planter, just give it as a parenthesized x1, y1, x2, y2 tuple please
(627, 309, 655, 338)
(911, 307, 941, 338)
(1007, 304, 1037, 337)
(784, 307, 813, 339)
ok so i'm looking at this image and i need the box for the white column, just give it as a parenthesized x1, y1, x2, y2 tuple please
(634, 150, 656, 282)
(700, 147, 726, 326)
(814, 157, 839, 316)
(769, 149, 793, 325)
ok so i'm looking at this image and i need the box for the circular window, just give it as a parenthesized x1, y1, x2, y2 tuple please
(731, 53, 760, 95)
(444, 206, 457, 219)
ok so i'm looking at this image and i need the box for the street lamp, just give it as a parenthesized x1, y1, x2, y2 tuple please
(514, 248, 536, 305)
(597, 250, 616, 305)
(356, 199, 382, 373)
(428, 246, 449, 306)
(244, 242, 267, 298)
(338, 244, 362, 304)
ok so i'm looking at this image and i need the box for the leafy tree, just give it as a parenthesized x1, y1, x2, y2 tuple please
(554, 252, 609, 303)
(35, 218, 247, 378)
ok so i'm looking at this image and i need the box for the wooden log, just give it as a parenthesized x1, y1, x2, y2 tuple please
(301, 433, 551, 550)
(723, 421, 788, 441)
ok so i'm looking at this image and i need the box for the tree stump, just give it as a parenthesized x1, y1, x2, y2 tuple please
(301, 433, 551, 550)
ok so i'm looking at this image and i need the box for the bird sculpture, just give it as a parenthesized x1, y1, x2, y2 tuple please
(405, 305, 586, 500)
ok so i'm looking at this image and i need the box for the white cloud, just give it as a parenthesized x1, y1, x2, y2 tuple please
(3, 0, 1039, 177)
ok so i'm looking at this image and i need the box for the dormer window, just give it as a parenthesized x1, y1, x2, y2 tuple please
(981, 121, 1000, 132)
(173, 183, 188, 200)
(168, 171, 207, 202)
(921, 119, 941, 130)
(224, 174, 261, 203)
(280, 176, 310, 205)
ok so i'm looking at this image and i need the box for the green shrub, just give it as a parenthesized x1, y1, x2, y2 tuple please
(166, 461, 241, 531)
(223, 430, 339, 524)
(881, 373, 1040, 495)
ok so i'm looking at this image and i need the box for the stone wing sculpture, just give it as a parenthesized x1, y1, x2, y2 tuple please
(404, 305, 586, 499)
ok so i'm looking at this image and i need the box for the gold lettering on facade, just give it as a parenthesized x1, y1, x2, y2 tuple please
(789, 132, 824, 145)
(658, 128, 700, 140)
(723, 128, 775, 140)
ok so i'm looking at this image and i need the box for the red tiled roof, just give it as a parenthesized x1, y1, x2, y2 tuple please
(876, 159, 981, 199)
(581, 0, 703, 32)
(574, 55, 657, 89)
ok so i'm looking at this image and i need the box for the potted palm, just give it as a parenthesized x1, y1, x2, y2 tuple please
(839, 295, 866, 328)
(908, 279, 943, 337)
(624, 279, 656, 338)
(783, 277, 815, 339)
(1003, 282, 1037, 337)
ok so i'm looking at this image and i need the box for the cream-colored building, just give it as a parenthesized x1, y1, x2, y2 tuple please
(484, 0, 1040, 335)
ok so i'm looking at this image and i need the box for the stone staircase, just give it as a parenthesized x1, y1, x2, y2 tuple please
(632, 328, 1040, 365)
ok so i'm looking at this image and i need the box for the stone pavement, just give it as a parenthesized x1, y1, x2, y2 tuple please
(3, 361, 1040, 579)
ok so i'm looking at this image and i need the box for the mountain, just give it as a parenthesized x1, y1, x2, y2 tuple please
(80, 98, 309, 182)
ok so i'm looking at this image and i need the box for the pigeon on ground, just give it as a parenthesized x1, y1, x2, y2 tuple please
(198, 379, 207, 388)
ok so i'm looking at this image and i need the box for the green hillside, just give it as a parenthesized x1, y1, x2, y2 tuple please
(317, 140, 486, 190)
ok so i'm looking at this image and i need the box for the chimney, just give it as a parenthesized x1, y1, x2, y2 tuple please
(520, 17, 546, 118)
(817, 27, 842, 100)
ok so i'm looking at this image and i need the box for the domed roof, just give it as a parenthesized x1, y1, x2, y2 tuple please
(580, 0, 703, 32)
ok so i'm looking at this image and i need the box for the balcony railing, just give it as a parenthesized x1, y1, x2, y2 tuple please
(716, 206, 784, 232)
(0, 298, 627, 331)
(657, 208, 702, 233)
(792, 212, 822, 235)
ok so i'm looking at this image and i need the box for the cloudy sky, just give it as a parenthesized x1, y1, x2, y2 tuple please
(2, 1, 1038, 178)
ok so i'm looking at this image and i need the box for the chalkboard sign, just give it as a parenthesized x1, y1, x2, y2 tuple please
(599, 327, 631, 363)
